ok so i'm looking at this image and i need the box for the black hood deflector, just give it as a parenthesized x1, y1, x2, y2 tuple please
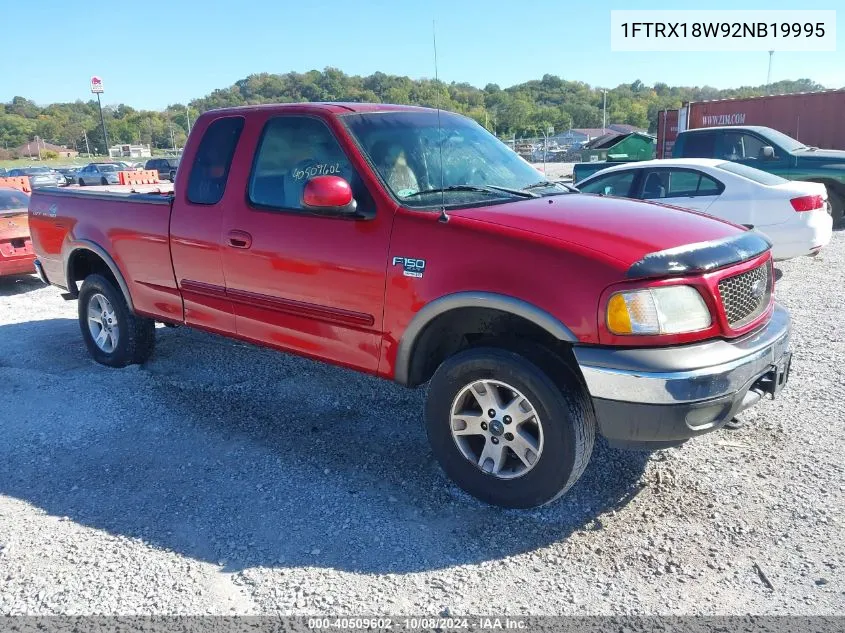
(627, 231, 772, 279)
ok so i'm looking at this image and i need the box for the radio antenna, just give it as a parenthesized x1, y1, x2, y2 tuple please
(433, 20, 449, 223)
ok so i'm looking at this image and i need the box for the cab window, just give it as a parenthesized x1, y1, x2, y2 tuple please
(721, 132, 768, 161)
(248, 116, 373, 214)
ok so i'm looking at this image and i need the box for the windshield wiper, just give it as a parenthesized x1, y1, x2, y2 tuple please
(522, 180, 559, 191)
(403, 185, 538, 199)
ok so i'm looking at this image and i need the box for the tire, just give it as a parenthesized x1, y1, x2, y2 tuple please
(827, 187, 844, 226)
(78, 274, 155, 367)
(78, 178, 85, 186)
(100, 177, 108, 186)
(425, 344, 595, 508)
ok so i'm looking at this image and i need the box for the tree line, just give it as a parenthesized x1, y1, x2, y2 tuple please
(0, 69, 828, 158)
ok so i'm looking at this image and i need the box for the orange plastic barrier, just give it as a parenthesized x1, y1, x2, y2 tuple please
(0, 176, 32, 193)
(118, 170, 161, 186)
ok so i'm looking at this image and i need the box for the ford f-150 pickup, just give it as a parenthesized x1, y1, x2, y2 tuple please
(28, 103, 792, 508)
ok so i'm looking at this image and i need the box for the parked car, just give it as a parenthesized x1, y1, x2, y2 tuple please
(8, 166, 63, 188)
(55, 166, 79, 185)
(29, 103, 792, 508)
(671, 125, 845, 225)
(145, 157, 180, 182)
(0, 168, 7, 178)
(76, 163, 123, 186)
(575, 158, 833, 261)
(0, 187, 35, 277)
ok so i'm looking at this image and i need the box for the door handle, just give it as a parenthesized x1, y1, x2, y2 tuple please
(227, 230, 252, 249)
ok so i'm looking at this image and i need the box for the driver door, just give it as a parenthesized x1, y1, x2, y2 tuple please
(219, 113, 393, 372)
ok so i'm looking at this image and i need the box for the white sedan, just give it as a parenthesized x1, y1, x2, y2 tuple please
(574, 158, 833, 261)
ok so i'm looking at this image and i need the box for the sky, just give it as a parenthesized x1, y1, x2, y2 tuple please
(2, 0, 842, 110)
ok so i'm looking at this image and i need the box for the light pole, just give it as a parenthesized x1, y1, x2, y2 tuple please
(185, 105, 192, 134)
(766, 50, 775, 94)
(90, 77, 108, 156)
(96, 93, 109, 156)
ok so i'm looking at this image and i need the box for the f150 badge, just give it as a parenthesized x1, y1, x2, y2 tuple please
(393, 256, 426, 278)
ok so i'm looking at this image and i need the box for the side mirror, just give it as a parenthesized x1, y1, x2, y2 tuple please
(760, 146, 776, 160)
(301, 175, 357, 216)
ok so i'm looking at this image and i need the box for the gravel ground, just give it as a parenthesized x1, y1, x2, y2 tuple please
(530, 162, 574, 181)
(0, 231, 843, 617)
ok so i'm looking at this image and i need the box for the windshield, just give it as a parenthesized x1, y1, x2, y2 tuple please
(0, 189, 30, 213)
(716, 161, 788, 186)
(25, 167, 51, 175)
(761, 128, 808, 152)
(344, 110, 570, 208)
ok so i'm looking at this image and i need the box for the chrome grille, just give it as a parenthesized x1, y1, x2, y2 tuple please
(718, 263, 771, 328)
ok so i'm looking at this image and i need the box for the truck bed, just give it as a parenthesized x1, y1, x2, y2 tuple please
(28, 186, 182, 320)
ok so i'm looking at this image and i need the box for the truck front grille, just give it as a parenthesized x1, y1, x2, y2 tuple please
(718, 263, 772, 328)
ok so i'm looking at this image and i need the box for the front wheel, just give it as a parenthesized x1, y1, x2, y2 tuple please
(425, 345, 595, 508)
(100, 177, 108, 185)
(78, 274, 155, 367)
(78, 178, 85, 186)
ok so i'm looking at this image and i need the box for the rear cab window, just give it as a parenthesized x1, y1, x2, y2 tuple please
(675, 132, 716, 158)
(187, 116, 245, 205)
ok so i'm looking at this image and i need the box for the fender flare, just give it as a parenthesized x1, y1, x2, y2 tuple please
(64, 240, 135, 313)
(394, 291, 577, 385)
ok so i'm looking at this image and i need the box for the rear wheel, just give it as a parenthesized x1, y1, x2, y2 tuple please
(425, 345, 595, 508)
(78, 274, 155, 367)
(827, 187, 844, 226)
(100, 177, 108, 185)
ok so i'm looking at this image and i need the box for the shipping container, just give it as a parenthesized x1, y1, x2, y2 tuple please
(657, 89, 845, 156)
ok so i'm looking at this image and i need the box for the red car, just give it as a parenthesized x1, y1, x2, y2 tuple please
(28, 103, 792, 508)
(0, 187, 35, 277)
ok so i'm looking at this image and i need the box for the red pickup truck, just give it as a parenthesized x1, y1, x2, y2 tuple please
(29, 103, 792, 508)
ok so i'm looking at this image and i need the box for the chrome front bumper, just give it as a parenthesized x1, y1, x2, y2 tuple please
(573, 303, 791, 448)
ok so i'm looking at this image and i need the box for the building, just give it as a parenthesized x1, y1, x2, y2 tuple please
(14, 140, 78, 159)
(109, 144, 152, 158)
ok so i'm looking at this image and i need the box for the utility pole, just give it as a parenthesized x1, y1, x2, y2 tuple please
(602, 89, 608, 135)
(169, 120, 176, 152)
(185, 105, 192, 134)
(83, 131, 91, 157)
(766, 50, 775, 94)
(35, 136, 42, 161)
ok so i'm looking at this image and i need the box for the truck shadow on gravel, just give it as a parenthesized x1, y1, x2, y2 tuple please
(0, 318, 650, 574)
(0, 274, 44, 297)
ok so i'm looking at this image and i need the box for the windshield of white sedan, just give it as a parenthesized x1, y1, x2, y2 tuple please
(344, 111, 571, 208)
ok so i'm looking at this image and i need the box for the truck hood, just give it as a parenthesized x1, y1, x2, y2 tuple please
(795, 148, 845, 160)
(0, 210, 29, 240)
(450, 194, 747, 271)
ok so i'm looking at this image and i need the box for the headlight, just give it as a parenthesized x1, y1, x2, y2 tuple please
(607, 286, 711, 335)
